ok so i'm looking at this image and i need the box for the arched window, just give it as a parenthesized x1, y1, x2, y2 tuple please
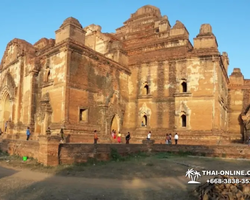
(47, 70, 50, 80)
(181, 114, 186, 127)
(44, 69, 50, 82)
(181, 81, 187, 93)
(142, 115, 147, 127)
(144, 84, 149, 95)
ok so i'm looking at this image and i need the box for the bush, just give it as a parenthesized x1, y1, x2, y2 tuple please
(110, 148, 123, 161)
(154, 152, 172, 159)
(177, 150, 193, 157)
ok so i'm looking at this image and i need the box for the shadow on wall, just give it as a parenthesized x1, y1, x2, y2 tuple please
(238, 114, 245, 143)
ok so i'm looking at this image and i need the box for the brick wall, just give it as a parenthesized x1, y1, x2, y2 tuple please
(58, 143, 250, 165)
(59, 143, 149, 164)
(0, 139, 39, 159)
(1, 138, 250, 166)
(151, 144, 250, 158)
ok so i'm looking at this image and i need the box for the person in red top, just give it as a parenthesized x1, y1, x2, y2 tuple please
(94, 130, 98, 144)
(117, 132, 121, 143)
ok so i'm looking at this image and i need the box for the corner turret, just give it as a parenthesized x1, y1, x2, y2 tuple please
(55, 17, 86, 45)
(229, 68, 244, 85)
(193, 24, 218, 49)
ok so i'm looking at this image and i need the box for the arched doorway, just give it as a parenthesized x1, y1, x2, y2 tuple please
(181, 114, 186, 127)
(2, 94, 11, 131)
(181, 82, 187, 92)
(144, 85, 149, 95)
(111, 115, 120, 133)
(142, 115, 147, 127)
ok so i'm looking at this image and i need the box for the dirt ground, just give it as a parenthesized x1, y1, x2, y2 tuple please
(1, 151, 250, 200)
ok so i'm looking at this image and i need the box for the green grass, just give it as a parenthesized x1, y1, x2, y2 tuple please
(222, 153, 227, 158)
(200, 152, 206, 157)
(153, 152, 173, 159)
(60, 150, 195, 170)
(177, 150, 194, 157)
(0, 150, 9, 157)
(0, 148, 204, 174)
(57, 151, 191, 173)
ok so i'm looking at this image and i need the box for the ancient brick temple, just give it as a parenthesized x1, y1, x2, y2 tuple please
(0, 5, 249, 144)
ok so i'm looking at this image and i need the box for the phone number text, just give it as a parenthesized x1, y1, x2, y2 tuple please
(207, 178, 250, 184)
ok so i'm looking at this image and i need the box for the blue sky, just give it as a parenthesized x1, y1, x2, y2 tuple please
(1, 0, 250, 78)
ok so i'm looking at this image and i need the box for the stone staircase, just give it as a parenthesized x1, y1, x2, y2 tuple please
(128, 132, 243, 145)
(0, 131, 243, 146)
(67, 134, 111, 144)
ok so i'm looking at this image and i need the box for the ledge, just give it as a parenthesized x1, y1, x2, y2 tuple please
(42, 81, 54, 88)
(174, 92, 192, 97)
(138, 94, 153, 99)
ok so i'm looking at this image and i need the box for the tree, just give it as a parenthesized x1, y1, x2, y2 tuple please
(185, 168, 195, 181)
(194, 171, 201, 181)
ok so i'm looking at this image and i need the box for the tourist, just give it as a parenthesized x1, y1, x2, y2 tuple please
(169, 133, 172, 144)
(5, 121, 8, 133)
(26, 127, 31, 141)
(147, 131, 151, 140)
(113, 131, 117, 139)
(60, 127, 64, 142)
(126, 132, 131, 144)
(248, 136, 250, 147)
(46, 127, 51, 135)
(111, 129, 115, 139)
(166, 134, 169, 144)
(141, 121, 145, 127)
(117, 132, 121, 143)
(174, 133, 179, 145)
(94, 130, 98, 144)
(0, 128, 2, 135)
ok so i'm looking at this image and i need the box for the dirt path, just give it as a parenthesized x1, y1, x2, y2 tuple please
(1, 153, 250, 200)
(0, 163, 194, 200)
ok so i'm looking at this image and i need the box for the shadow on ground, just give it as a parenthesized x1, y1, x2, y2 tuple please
(1, 145, 250, 200)
(0, 152, 198, 200)
(0, 165, 18, 179)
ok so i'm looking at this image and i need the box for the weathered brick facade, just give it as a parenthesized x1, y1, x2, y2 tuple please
(0, 5, 249, 143)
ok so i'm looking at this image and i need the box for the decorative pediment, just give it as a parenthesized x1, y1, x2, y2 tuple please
(180, 102, 189, 113)
(175, 101, 190, 116)
(0, 38, 35, 70)
(0, 73, 16, 100)
(1, 72, 16, 88)
(139, 103, 151, 116)
(0, 86, 14, 101)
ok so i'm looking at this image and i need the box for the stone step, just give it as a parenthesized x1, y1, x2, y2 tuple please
(0, 132, 242, 145)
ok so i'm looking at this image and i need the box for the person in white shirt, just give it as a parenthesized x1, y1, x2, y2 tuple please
(174, 133, 179, 145)
(147, 131, 151, 140)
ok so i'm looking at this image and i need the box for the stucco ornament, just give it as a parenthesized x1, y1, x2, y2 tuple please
(139, 103, 151, 116)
